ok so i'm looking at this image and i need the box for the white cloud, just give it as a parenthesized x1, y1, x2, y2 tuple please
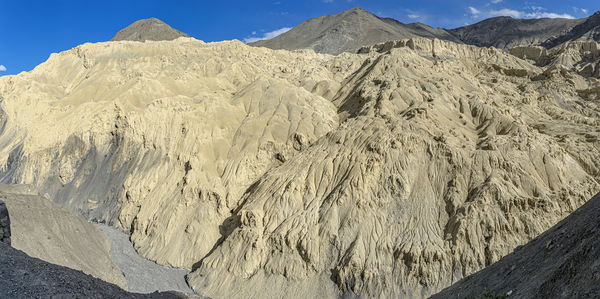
(243, 27, 293, 43)
(528, 6, 545, 11)
(0, 65, 6, 72)
(469, 7, 481, 15)
(490, 0, 502, 3)
(468, 6, 574, 19)
(408, 14, 420, 19)
(573, 7, 589, 15)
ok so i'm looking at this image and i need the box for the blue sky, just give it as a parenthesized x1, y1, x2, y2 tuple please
(0, 0, 597, 75)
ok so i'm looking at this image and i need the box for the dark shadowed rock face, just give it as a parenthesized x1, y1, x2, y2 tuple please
(449, 16, 584, 49)
(431, 193, 600, 299)
(111, 18, 189, 42)
(250, 7, 461, 55)
(543, 11, 600, 48)
(0, 242, 184, 298)
(0, 200, 9, 245)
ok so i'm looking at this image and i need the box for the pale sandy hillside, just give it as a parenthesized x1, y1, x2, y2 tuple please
(0, 37, 598, 298)
(0, 184, 127, 289)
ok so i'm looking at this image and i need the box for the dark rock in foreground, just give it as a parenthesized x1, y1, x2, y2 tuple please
(0, 242, 184, 298)
(432, 192, 600, 299)
(0, 200, 9, 245)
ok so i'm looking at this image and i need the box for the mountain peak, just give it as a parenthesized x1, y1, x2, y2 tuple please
(249, 7, 460, 55)
(110, 17, 189, 42)
(344, 7, 368, 13)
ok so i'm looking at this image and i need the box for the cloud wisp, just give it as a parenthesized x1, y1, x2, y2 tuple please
(468, 6, 574, 19)
(243, 27, 292, 43)
(0, 65, 6, 72)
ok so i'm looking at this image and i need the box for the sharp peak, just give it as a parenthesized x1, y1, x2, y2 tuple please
(344, 7, 368, 12)
(339, 7, 373, 15)
(131, 17, 167, 24)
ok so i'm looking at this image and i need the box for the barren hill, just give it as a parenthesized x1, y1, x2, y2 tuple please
(449, 16, 584, 50)
(0, 36, 598, 298)
(250, 8, 600, 54)
(111, 18, 189, 42)
(249, 7, 461, 55)
(543, 11, 600, 48)
(432, 192, 600, 298)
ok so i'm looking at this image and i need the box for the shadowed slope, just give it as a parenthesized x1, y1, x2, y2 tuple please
(0, 242, 183, 298)
(449, 16, 583, 50)
(432, 192, 600, 298)
(543, 11, 600, 48)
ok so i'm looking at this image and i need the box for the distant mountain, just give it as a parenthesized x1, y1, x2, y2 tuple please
(249, 7, 461, 55)
(111, 18, 189, 42)
(543, 11, 600, 48)
(250, 8, 600, 54)
(432, 192, 600, 298)
(449, 16, 584, 49)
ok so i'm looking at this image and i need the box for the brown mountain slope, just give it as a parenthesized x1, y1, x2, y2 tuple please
(431, 192, 600, 298)
(449, 16, 584, 50)
(111, 17, 189, 42)
(249, 7, 461, 55)
(543, 11, 600, 48)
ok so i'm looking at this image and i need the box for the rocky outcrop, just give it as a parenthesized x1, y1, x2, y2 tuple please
(432, 192, 600, 298)
(250, 7, 461, 55)
(0, 37, 598, 298)
(111, 18, 189, 42)
(0, 199, 9, 245)
(510, 41, 600, 79)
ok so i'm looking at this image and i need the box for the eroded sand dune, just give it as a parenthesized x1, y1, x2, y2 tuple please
(0, 37, 598, 298)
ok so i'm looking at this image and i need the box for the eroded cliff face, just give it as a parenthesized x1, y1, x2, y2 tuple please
(0, 37, 361, 269)
(0, 37, 598, 298)
(189, 38, 600, 298)
(510, 41, 600, 80)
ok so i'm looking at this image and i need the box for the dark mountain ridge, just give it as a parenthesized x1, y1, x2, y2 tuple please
(247, 7, 600, 54)
(249, 7, 462, 55)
